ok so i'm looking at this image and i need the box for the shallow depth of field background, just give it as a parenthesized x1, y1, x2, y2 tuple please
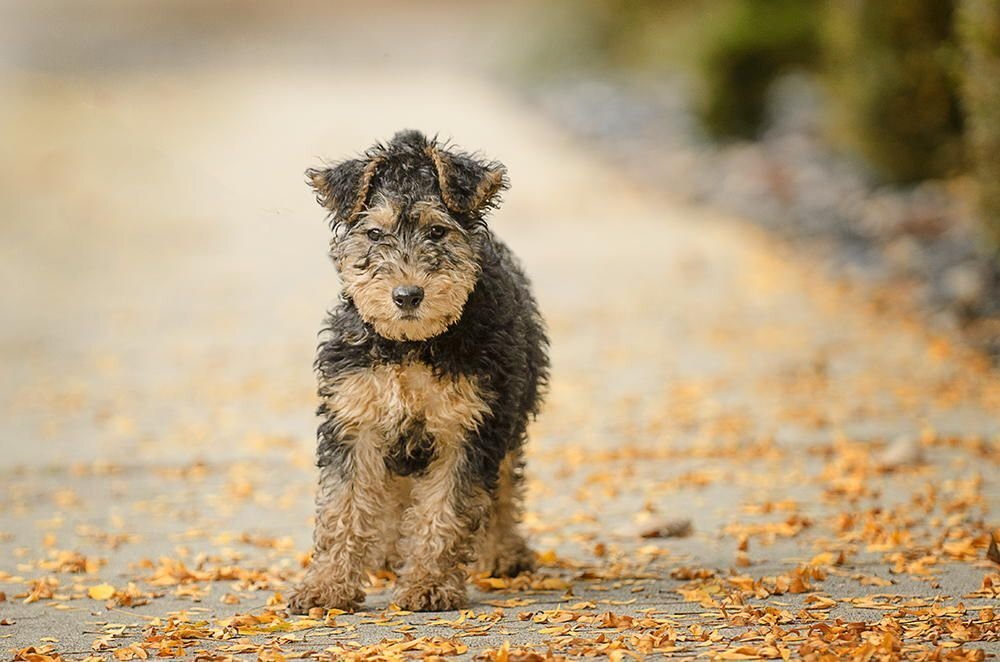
(3, 0, 999, 384)
(1, 1, 998, 659)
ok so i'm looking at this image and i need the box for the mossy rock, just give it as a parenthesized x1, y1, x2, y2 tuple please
(958, 0, 1000, 251)
(698, 0, 823, 140)
(824, 0, 964, 183)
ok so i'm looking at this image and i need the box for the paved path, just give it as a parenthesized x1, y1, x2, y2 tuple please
(1, 4, 998, 660)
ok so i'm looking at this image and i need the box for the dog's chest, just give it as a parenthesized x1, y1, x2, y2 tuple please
(381, 363, 440, 476)
(327, 361, 490, 473)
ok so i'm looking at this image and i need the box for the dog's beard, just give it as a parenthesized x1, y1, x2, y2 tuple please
(344, 268, 478, 341)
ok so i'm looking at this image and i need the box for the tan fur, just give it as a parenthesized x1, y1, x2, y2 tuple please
(425, 145, 505, 214)
(289, 432, 389, 612)
(376, 476, 410, 572)
(334, 195, 479, 342)
(412, 200, 461, 229)
(474, 449, 536, 577)
(469, 168, 505, 212)
(339, 243, 479, 343)
(395, 443, 492, 611)
(348, 157, 384, 221)
(291, 362, 493, 612)
(348, 265, 477, 341)
(359, 194, 398, 230)
(425, 144, 463, 212)
(325, 362, 489, 442)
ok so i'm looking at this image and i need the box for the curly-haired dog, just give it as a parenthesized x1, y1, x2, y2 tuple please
(289, 130, 549, 613)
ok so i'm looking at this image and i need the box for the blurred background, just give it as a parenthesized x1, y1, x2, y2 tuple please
(2, 2, 998, 655)
(2, 0, 999, 478)
(2, 0, 998, 473)
(525, 0, 1000, 355)
(0, 1, 545, 468)
(4, 0, 999, 378)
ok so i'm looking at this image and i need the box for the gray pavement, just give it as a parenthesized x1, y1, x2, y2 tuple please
(1, 3, 998, 660)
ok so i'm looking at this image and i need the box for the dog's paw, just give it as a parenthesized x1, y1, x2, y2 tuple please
(477, 538, 537, 578)
(394, 582, 466, 612)
(287, 582, 364, 614)
(493, 549, 537, 578)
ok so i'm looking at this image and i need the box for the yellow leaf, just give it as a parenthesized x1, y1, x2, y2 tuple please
(537, 625, 569, 635)
(809, 552, 836, 566)
(88, 584, 115, 600)
(537, 549, 559, 565)
(716, 647, 763, 660)
(567, 601, 595, 610)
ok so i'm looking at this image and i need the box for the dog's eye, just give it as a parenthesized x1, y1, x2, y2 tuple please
(366, 228, 384, 242)
(428, 225, 448, 241)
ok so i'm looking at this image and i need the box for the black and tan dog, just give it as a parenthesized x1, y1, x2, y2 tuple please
(289, 130, 548, 613)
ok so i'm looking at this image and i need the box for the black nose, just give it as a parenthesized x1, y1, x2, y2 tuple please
(392, 285, 424, 311)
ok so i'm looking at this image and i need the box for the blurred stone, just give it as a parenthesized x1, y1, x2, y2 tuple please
(639, 518, 693, 539)
(943, 264, 986, 309)
(885, 236, 924, 275)
(876, 436, 924, 471)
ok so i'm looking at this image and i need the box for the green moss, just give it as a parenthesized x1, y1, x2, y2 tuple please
(697, 0, 823, 140)
(958, 0, 1000, 251)
(518, 0, 717, 78)
(824, 0, 964, 183)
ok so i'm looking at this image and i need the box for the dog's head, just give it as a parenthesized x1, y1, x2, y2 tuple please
(307, 130, 508, 341)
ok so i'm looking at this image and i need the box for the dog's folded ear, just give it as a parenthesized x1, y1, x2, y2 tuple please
(426, 145, 508, 216)
(306, 157, 381, 224)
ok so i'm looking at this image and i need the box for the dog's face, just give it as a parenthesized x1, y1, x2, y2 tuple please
(307, 130, 507, 342)
(333, 194, 481, 341)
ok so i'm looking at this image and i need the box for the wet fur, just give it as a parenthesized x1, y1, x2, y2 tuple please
(290, 130, 548, 613)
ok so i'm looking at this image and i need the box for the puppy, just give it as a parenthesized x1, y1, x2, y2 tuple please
(289, 130, 548, 612)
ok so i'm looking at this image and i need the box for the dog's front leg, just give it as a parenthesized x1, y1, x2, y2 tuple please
(394, 446, 491, 611)
(289, 439, 389, 613)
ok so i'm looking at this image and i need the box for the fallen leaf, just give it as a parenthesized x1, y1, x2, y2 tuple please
(640, 518, 693, 539)
(987, 532, 1000, 566)
(876, 436, 923, 470)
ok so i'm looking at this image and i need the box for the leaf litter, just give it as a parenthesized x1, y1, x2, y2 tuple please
(3, 225, 999, 660)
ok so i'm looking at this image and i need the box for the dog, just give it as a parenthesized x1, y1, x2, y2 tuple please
(289, 130, 549, 613)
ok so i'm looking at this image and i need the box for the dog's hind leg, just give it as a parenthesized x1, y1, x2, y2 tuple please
(474, 449, 536, 578)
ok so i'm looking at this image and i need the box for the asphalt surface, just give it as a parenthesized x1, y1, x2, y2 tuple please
(1, 3, 998, 660)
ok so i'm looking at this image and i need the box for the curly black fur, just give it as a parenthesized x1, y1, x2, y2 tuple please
(310, 130, 548, 490)
(307, 129, 508, 228)
(315, 238, 547, 487)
